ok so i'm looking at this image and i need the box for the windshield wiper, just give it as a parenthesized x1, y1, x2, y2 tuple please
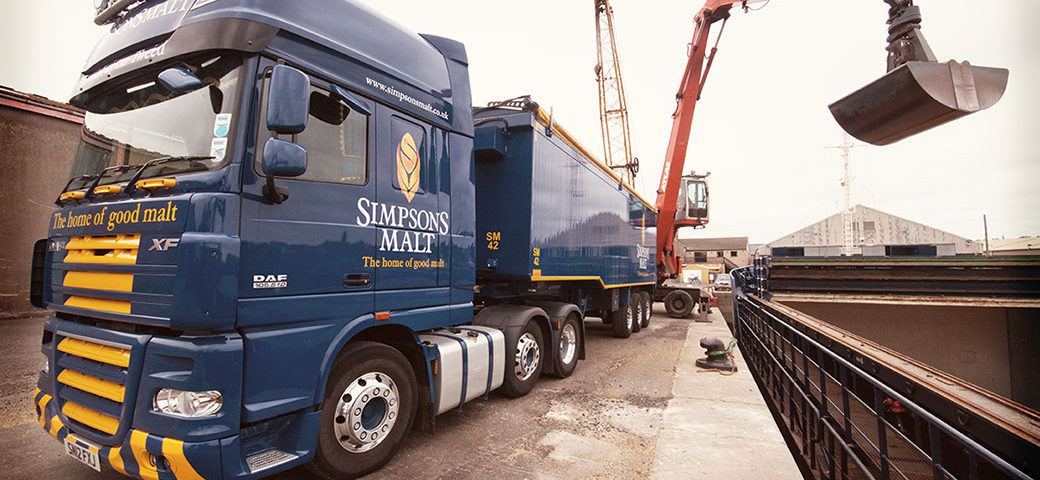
(55, 174, 95, 205)
(55, 165, 138, 204)
(124, 155, 215, 194)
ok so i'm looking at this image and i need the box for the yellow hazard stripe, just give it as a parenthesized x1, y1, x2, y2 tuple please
(530, 275, 655, 289)
(62, 401, 119, 435)
(57, 369, 125, 402)
(131, 430, 160, 480)
(36, 391, 52, 429)
(63, 271, 134, 292)
(163, 438, 205, 480)
(57, 337, 130, 367)
(49, 414, 65, 438)
(108, 445, 127, 476)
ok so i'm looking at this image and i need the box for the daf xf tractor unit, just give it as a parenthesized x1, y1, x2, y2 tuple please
(30, 1, 656, 478)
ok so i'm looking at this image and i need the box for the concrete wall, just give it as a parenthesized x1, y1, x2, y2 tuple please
(0, 104, 80, 315)
(780, 301, 1040, 410)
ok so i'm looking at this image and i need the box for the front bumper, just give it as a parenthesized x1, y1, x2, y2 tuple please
(36, 387, 219, 479)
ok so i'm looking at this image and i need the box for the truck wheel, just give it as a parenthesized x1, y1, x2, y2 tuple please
(664, 290, 695, 318)
(308, 341, 417, 480)
(639, 292, 652, 329)
(501, 320, 544, 398)
(630, 301, 642, 333)
(553, 313, 582, 378)
(610, 306, 633, 338)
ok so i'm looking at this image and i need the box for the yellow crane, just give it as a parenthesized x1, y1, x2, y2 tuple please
(594, 0, 637, 186)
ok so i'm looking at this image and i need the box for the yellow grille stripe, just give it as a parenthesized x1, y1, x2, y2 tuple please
(131, 430, 161, 480)
(65, 235, 141, 250)
(64, 250, 138, 265)
(163, 438, 205, 480)
(64, 234, 140, 265)
(62, 401, 119, 435)
(57, 370, 125, 402)
(63, 271, 134, 292)
(57, 338, 130, 368)
(64, 296, 132, 314)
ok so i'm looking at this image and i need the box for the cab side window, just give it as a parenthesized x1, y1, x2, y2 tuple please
(258, 77, 368, 185)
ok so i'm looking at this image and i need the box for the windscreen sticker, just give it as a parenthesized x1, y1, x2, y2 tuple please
(210, 137, 228, 162)
(213, 114, 232, 137)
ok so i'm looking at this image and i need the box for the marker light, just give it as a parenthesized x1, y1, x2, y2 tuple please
(154, 389, 223, 417)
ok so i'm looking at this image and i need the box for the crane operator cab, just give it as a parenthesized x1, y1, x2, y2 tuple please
(676, 172, 709, 228)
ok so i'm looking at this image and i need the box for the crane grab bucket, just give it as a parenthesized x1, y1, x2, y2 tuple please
(829, 60, 1008, 146)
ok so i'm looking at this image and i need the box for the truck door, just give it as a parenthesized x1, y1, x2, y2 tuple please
(239, 66, 376, 323)
(372, 107, 445, 294)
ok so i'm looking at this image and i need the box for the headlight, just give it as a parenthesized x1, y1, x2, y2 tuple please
(153, 389, 223, 417)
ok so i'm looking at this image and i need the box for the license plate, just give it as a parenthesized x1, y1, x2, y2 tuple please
(64, 437, 101, 472)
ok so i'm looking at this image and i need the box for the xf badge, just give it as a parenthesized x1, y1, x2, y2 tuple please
(148, 238, 180, 251)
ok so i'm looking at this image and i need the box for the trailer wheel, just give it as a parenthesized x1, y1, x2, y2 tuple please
(308, 341, 417, 480)
(553, 313, 582, 378)
(501, 320, 544, 397)
(630, 301, 642, 333)
(639, 292, 652, 329)
(610, 306, 633, 338)
(664, 290, 695, 318)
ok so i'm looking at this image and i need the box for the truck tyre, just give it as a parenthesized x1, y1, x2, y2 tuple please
(610, 306, 633, 338)
(664, 290, 695, 318)
(501, 320, 544, 398)
(308, 341, 418, 480)
(630, 301, 642, 333)
(553, 313, 582, 378)
(639, 292, 652, 329)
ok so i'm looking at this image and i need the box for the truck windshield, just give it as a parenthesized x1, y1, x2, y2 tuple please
(66, 55, 244, 190)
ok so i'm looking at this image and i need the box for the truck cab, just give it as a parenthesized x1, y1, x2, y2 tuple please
(32, 1, 476, 478)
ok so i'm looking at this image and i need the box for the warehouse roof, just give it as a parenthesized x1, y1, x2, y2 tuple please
(676, 237, 749, 251)
(984, 236, 1040, 253)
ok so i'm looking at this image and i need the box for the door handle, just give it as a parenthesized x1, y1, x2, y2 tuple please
(344, 273, 371, 287)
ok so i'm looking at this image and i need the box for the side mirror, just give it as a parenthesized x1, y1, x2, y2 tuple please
(266, 65, 310, 134)
(157, 66, 203, 92)
(261, 137, 307, 204)
(262, 138, 307, 177)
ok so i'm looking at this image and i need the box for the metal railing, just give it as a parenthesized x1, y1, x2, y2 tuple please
(732, 262, 1036, 480)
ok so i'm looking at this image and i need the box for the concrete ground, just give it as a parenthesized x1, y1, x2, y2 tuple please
(1, 306, 801, 479)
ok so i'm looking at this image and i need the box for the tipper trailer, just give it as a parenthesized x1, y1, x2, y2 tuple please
(30, 1, 655, 479)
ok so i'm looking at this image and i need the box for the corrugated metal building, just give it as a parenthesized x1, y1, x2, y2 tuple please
(0, 86, 82, 315)
(758, 204, 980, 257)
(985, 237, 1040, 256)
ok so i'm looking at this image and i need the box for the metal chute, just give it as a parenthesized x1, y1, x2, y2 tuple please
(829, 1, 1008, 146)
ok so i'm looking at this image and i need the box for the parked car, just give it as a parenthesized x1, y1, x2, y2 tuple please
(714, 273, 733, 291)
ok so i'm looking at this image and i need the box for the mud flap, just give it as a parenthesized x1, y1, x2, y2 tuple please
(830, 60, 1008, 146)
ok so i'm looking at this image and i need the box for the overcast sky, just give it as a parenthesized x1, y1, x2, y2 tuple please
(2, 0, 1036, 243)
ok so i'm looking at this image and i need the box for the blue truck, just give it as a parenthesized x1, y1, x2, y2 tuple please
(30, 1, 656, 478)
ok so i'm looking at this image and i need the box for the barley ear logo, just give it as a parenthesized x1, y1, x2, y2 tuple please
(396, 132, 420, 202)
